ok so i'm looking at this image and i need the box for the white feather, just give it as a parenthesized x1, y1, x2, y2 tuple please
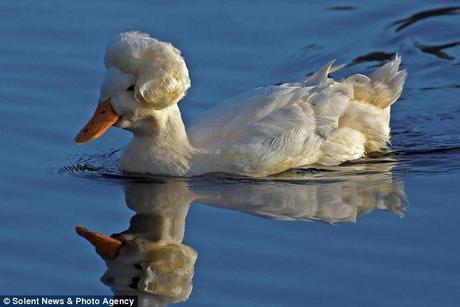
(94, 32, 407, 177)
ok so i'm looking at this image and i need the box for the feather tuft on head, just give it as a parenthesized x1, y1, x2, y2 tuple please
(104, 31, 191, 109)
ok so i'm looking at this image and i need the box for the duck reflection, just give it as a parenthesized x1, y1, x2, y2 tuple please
(76, 181, 196, 306)
(76, 162, 407, 305)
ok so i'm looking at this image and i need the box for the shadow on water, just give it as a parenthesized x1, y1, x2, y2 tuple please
(73, 161, 407, 305)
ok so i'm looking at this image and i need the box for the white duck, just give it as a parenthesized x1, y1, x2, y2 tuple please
(75, 31, 407, 177)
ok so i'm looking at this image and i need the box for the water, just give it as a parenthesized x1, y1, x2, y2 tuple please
(1, 0, 460, 306)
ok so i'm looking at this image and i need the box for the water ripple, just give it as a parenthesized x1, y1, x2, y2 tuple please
(415, 41, 460, 60)
(391, 6, 460, 32)
(57, 143, 460, 184)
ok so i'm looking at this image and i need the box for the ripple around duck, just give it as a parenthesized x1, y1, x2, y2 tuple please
(57, 142, 460, 185)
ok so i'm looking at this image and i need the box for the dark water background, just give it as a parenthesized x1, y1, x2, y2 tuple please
(1, 0, 460, 306)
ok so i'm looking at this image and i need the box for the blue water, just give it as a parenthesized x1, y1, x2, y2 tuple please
(1, 0, 460, 306)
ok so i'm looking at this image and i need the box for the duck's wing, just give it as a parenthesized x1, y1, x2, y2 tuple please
(189, 63, 353, 176)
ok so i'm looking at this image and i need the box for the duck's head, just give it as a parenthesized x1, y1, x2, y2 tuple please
(75, 31, 190, 144)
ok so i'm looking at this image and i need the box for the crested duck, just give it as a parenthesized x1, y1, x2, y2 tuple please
(75, 31, 406, 177)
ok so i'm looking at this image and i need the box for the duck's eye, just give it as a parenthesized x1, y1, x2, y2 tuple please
(126, 85, 135, 91)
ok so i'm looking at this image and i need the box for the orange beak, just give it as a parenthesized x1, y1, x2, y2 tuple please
(75, 98, 119, 144)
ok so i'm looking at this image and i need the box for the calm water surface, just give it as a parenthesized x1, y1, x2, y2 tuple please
(1, 1, 460, 306)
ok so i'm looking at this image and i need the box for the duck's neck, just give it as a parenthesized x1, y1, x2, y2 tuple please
(120, 104, 195, 176)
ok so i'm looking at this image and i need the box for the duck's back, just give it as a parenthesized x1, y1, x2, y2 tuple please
(189, 57, 406, 176)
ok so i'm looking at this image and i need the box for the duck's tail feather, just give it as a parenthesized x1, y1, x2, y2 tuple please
(304, 60, 336, 85)
(346, 55, 407, 109)
(304, 60, 347, 85)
